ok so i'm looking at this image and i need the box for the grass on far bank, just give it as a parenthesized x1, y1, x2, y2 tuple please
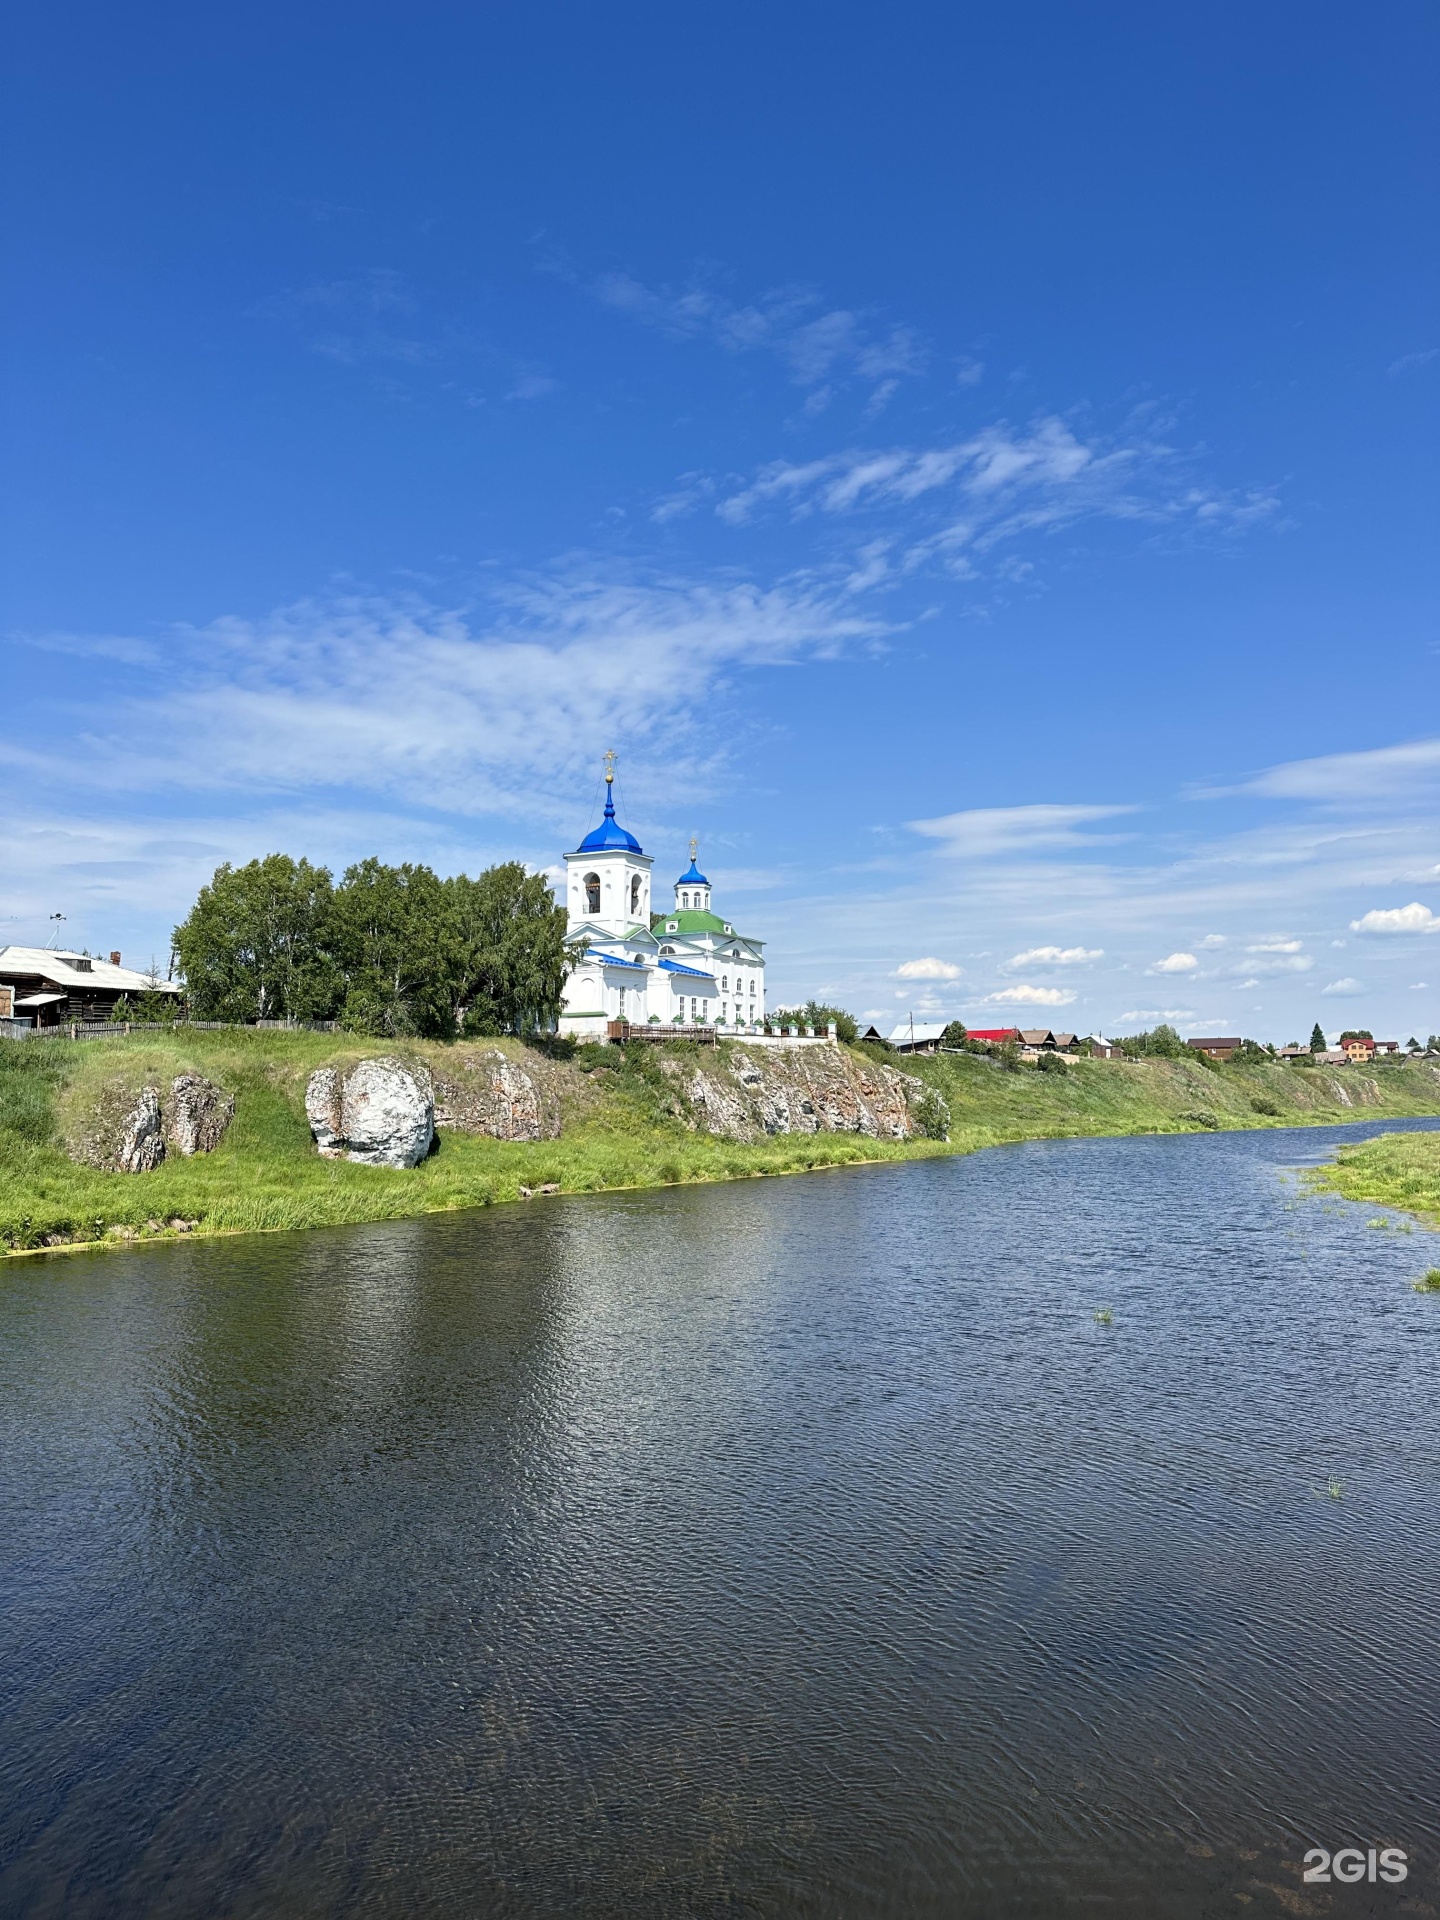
(4, 1028, 1440, 1258)
(1309, 1128, 1440, 1228)
(0, 1029, 942, 1255)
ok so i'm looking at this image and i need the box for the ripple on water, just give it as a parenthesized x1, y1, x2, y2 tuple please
(2, 1119, 1439, 1918)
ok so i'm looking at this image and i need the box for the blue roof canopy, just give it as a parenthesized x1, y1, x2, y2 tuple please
(576, 780, 642, 855)
(676, 858, 709, 887)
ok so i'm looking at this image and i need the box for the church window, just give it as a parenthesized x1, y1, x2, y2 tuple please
(630, 874, 641, 914)
(584, 872, 601, 914)
(721, 975, 728, 990)
(681, 891, 689, 908)
(748, 978, 755, 995)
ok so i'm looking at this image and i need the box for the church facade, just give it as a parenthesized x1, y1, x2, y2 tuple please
(557, 770, 767, 1035)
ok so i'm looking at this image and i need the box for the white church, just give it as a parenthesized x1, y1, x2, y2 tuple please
(557, 766, 767, 1036)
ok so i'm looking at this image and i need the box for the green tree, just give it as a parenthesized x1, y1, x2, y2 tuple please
(328, 859, 456, 1037)
(174, 855, 339, 1022)
(1117, 1023, 1188, 1059)
(1309, 1023, 1326, 1053)
(446, 862, 578, 1036)
(794, 1001, 858, 1043)
(1338, 1030, 1373, 1045)
(940, 1020, 968, 1048)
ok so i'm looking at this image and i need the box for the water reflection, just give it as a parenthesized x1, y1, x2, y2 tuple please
(2, 1122, 1440, 1917)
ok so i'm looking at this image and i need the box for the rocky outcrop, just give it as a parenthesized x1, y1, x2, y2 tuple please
(305, 1058, 435, 1168)
(116, 1086, 166, 1172)
(669, 1044, 944, 1142)
(166, 1075, 235, 1156)
(68, 1075, 233, 1172)
(430, 1049, 559, 1142)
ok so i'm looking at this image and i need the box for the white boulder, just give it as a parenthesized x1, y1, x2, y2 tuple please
(305, 1058, 435, 1168)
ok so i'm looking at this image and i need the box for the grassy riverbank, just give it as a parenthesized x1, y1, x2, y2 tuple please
(1310, 1129, 1440, 1226)
(5, 1029, 1440, 1255)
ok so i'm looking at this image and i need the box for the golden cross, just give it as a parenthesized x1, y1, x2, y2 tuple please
(689, 836, 698, 862)
(603, 748, 616, 783)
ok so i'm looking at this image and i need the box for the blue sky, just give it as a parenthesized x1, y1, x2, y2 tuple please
(4, 2, 1438, 1040)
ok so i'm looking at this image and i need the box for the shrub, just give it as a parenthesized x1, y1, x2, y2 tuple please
(912, 1089, 950, 1140)
(1035, 1050, 1066, 1075)
(1250, 1096, 1281, 1116)
(1180, 1109, 1220, 1130)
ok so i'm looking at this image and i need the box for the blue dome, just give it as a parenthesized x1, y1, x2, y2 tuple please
(676, 858, 709, 887)
(576, 782, 642, 855)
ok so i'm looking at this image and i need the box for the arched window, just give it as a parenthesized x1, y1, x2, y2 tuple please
(584, 872, 600, 915)
(681, 891, 689, 908)
(721, 975, 728, 991)
(630, 874, 641, 914)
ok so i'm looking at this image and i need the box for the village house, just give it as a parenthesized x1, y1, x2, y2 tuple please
(1342, 1035, 1376, 1063)
(1187, 1036, 1242, 1061)
(0, 947, 182, 1028)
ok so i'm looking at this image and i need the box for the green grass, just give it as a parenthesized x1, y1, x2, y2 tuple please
(1311, 1130, 1440, 1228)
(5, 1032, 1440, 1258)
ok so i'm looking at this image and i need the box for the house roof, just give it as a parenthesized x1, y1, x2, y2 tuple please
(659, 959, 715, 981)
(1188, 1036, 1242, 1049)
(0, 947, 180, 994)
(889, 1021, 948, 1043)
(650, 909, 744, 938)
(966, 1027, 1020, 1043)
(1018, 1029, 1055, 1046)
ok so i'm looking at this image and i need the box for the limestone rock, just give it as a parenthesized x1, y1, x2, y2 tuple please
(305, 1058, 434, 1168)
(431, 1049, 556, 1142)
(666, 1044, 935, 1142)
(116, 1086, 166, 1172)
(167, 1075, 234, 1156)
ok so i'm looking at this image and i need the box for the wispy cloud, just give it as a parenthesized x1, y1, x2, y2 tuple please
(907, 803, 1134, 858)
(4, 578, 880, 826)
(1117, 1007, 1197, 1025)
(1222, 737, 1440, 805)
(1388, 348, 1438, 375)
(709, 418, 1280, 576)
(1322, 977, 1365, 996)
(572, 266, 926, 409)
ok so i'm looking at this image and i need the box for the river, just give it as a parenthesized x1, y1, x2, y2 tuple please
(3, 1120, 1440, 1917)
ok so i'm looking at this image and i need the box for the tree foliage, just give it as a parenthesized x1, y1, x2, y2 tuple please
(174, 855, 339, 1023)
(1115, 1023, 1188, 1059)
(174, 852, 578, 1036)
(1310, 1023, 1327, 1053)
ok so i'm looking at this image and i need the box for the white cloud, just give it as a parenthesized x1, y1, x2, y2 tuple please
(985, 984, 1077, 1007)
(5, 580, 880, 825)
(1248, 937, 1302, 953)
(1322, 978, 1366, 997)
(1149, 952, 1198, 974)
(1389, 348, 1438, 375)
(1198, 934, 1227, 948)
(1350, 902, 1440, 935)
(895, 956, 961, 979)
(907, 803, 1133, 858)
(1004, 945, 1103, 969)
(577, 267, 926, 406)
(712, 418, 1279, 574)
(1229, 737, 1440, 805)
(1117, 1008, 1196, 1025)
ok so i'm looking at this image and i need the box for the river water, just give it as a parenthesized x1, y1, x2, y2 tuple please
(3, 1121, 1440, 1918)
